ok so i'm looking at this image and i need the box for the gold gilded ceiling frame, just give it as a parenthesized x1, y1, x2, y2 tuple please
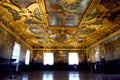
(0, 0, 119, 51)
(33, 0, 99, 50)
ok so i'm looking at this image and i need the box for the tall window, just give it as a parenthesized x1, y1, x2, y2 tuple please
(43, 52, 54, 65)
(12, 42, 20, 63)
(68, 52, 79, 65)
(25, 50, 30, 65)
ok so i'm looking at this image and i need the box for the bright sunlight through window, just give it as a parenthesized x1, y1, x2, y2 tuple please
(68, 52, 79, 65)
(25, 50, 30, 65)
(12, 42, 20, 63)
(43, 52, 54, 65)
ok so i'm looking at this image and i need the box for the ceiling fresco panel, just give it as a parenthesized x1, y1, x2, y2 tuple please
(45, 0, 92, 27)
(11, 0, 36, 8)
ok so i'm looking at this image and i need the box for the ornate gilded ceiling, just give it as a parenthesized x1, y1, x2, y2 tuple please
(46, 0, 91, 27)
(0, 0, 120, 50)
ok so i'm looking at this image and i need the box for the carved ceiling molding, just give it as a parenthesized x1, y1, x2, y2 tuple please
(0, 0, 120, 50)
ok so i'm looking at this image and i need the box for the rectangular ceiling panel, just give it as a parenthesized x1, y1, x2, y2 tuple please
(45, 0, 92, 27)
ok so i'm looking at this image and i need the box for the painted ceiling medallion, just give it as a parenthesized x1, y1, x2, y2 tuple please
(29, 26, 45, 34)
(51, 34, 70, 42)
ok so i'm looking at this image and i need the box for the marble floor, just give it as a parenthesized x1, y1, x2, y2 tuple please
(1, 71, 120, 80)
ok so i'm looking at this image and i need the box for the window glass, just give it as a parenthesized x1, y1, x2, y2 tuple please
(43, 52, 54, 65)
(68, 52, 79, 65)
(25, 50, 30, 65)
(12, 42, 20, 63)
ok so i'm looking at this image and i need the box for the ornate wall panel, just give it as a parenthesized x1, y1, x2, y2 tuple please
(19, 44, 27, 62)
(54, 51, 68, 63)
(87, 32, 120, 62)
(0, 25, 14, 59)
(31, 50, 43, 63)
(0, 25, 29, 62)
(99, 43, 105, 59)
(86, 45, 101, 63)
(105, 38, 120, 60)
